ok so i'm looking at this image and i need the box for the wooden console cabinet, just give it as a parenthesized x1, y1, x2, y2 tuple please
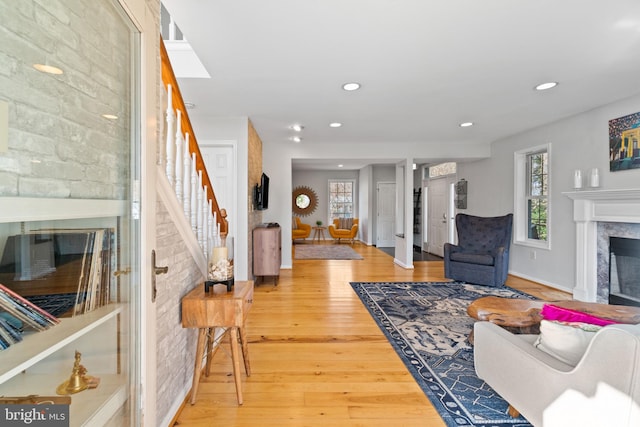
(252, 225, 281, 284)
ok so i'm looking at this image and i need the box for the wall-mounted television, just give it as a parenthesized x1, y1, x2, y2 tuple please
(254, 173, 270, 210)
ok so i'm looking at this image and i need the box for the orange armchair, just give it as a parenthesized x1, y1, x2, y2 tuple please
(292, 217, 311, 240)
(328, 218, 359, 243)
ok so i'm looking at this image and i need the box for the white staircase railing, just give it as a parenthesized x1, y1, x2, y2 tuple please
(162, 83, 218, 258)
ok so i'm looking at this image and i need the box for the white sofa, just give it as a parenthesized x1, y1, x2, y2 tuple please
(473, 321, 640, 427)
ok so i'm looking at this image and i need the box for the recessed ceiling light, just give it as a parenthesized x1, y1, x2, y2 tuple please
(291, 136, 302, 143)
(102, 114, 118, 120)
(291, 124, 303, 132)
(535, 82, 558, 91)
(459, 122, 474, 127)
(329, 122, 342, 128)
(33, 63, 63, 75)
(342, 82, 361, 91)
(338, 164, 344, 168)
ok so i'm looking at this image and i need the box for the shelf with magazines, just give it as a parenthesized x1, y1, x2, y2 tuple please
(0, 197, 133, 426)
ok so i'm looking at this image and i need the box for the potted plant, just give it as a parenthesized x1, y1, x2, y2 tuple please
(316, 220, 323, 226)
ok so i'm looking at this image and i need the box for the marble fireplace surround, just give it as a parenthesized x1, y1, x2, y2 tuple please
(565, 188, 640, 302)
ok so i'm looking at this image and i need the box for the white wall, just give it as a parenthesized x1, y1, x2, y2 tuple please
(358, 166, 372, 245)
(265, 141, 484, 267)
(197, 95, 640, 289)
(193, 117, 251, 280)
(458, 94, 640, 292)
(371, 165, 396, 246)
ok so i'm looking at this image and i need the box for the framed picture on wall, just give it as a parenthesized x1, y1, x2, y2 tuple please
(609, 111, 640, 171)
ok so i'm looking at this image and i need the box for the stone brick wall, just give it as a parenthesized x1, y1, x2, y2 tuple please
(0, 0, 132, 198)
(248, 120, 263, 278)
(154, 197, 204, 424)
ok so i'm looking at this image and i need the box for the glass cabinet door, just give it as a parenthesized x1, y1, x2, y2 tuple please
(0, 1, 140, 425)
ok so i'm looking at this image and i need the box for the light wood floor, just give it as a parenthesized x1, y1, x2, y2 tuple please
(174, 242, 570, 427)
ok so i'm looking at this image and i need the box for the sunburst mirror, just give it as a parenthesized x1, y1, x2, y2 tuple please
(292, 185, 318, 216)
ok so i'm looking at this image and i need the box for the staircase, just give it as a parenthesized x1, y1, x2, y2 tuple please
(159, 38, 226, 262)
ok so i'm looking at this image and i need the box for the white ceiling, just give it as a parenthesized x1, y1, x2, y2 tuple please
(162, 0, 640, 170)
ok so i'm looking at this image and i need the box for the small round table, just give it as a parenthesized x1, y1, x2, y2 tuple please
(312, 226, 326, 242)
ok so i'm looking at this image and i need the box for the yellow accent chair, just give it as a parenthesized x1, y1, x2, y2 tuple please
(328, 218, 359, 243)
(292, 217, 311, 240)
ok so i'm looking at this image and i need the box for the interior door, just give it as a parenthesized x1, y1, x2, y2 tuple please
(200, 142, 236, 237)
(376, 182, 395, 247)
(427, 178, 448, 257)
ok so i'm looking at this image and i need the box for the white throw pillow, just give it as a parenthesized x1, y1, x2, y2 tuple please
(533, 320, 601, 366)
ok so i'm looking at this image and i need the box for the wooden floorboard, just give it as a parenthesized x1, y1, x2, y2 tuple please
(174, 241, 570, 427)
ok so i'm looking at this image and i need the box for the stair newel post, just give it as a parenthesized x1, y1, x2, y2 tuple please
(174, 111, 183, 205)
(183, 133, 191, 220)
(190, 153, 198, 232)
(165, 84, 175, 186)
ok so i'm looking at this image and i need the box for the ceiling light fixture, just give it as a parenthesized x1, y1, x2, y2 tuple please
(291, 124, 303, 132)
(535, 82, 558, 91)
(329, 122, 342, 128)
(291, 136, 302, 143)
(338, 164, 344, 168)
(102, 114, 118, 120)
(459, 122, 474, 127)
(33, 63, 64, 75)
(342, 82, 361, 91)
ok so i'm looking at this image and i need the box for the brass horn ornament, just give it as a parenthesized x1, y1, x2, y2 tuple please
(56, 350, 100, 395)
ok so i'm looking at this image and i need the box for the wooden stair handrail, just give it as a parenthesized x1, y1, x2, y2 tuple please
(160, 37, 227, 236)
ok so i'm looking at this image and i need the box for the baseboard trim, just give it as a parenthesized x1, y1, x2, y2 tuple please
(507, 271, 573, 294)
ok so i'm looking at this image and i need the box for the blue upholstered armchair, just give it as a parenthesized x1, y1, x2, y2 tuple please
(444, 213, 513, 287)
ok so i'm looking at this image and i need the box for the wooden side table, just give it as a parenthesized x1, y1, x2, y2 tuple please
(312, 226, 326, 242)
(181, 281, 253, 405)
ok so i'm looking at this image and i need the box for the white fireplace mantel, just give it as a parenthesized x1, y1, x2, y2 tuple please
(564, 188, 640, 301)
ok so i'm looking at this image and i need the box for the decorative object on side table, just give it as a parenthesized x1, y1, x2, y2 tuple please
(205, 236, 234, 292)
(56, 350, 100, 395)
(316, 220, 322, 226)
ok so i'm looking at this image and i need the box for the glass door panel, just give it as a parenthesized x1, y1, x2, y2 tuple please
(0, 0, 140, 425)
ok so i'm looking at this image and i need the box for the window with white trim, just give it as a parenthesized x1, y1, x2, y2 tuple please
(514, 144, 551, 249)
(328, 180, 355, 219)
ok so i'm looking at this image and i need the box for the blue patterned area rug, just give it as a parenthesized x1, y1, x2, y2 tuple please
(350, 281, 534, 427)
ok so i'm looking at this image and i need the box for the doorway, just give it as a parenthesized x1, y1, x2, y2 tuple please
(426, 176, 455, 257)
